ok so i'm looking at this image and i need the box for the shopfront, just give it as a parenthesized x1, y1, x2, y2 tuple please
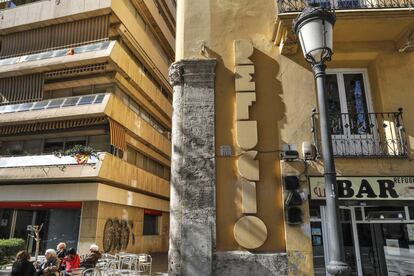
(309, 176, 414, 276)
(0, 202, 81, 254)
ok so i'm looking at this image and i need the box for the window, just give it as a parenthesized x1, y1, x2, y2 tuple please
(126, 146, 170, 180)
(0, 134, 110, 157)
(89, 135, 110, 152)
(23, 140, 42, 155)
(143, 214, 159, 235)
(325, 69, 375, 156)
(0, 141, 24, 156)
(64, 137, 87, 150)
(43, 139, 64, 153)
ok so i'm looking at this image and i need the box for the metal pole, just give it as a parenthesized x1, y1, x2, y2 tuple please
(312, 63, 351, 276)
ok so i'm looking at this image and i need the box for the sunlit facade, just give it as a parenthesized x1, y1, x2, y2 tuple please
(0, 0, 174, 255)
(170, 0, 414, 275)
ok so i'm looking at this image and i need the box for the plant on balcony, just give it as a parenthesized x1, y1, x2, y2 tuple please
(54, 144, 100, 165)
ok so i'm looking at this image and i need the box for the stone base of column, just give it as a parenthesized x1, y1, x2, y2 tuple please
(168, 59, 217, 276)
(213, 251, 288, 276)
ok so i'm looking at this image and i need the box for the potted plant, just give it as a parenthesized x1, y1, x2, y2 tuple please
(55, 145, 99, 165)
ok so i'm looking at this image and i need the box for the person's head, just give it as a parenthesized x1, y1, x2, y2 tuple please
(89, 244, 99, 252)
(16, 250, 30, 262)
(57, 242, 66, 251)
(67, 248, 77, 259)
(45, 249, 57, 260)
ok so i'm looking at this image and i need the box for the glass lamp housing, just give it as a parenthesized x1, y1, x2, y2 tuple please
(293, 7, 336, 64)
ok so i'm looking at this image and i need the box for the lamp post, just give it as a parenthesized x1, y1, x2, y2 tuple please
(293, 7, 351, 276)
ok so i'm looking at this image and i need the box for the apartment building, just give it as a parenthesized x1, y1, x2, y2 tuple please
(169, 0, 414, 275)
(0, 0, 175, 255)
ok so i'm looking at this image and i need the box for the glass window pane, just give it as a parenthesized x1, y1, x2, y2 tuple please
(62, 97, 80, 107)
(94, 94, 105, 104)
(43, 209, 81, 251)
(343, 73, 370, 135)
(78, 95, 95, 105)
(0, 209, 13, 239)
(127, 147, 136, 165)
(143, 214, 159, 235)
(326, 74, 344, 135)
(0, 141, 24, 156)
(88, 135, 110, 152)
(47, 99, 65, 109)
(43, 139, 64, 153)
(24, 140, 42, 155)
(1, 104, 19, 113)
(65, 137, 87, 150)
(32, 101, 49, 110)
(135, 152, 144, 168)
(17, 102, 34, 112)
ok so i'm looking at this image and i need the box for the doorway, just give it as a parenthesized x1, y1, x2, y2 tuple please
(311, 205, 414, 276)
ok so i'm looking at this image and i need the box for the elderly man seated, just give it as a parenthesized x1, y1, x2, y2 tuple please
(35, 249, 60, 276)
(80, 244, 102, 269)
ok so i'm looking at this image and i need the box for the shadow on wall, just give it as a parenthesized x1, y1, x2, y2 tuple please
(206, 44, 287, 253)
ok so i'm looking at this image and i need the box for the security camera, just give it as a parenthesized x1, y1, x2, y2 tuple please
(302, 142, 316, 160)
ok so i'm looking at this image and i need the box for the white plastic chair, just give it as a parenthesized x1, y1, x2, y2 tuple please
(81, 268, 102, 276)
(137, 254, 152, 275)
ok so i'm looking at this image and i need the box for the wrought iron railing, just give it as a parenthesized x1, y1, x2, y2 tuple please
(311, 109, 409, 157)
(278, 0, 414, 13)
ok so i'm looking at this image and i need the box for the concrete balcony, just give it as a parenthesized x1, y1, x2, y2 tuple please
(0, 152, 170, 199)
(0, 0, 111, 33)
(0, 0, 172, 84)
(0, 93, 171, 157)
(0, 40, 172, 121)
(274, 0, 414, 55)
(278, 0, 414, 13)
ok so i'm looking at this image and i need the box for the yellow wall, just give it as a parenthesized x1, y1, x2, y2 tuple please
(176, 0, 414, 273)
(80, 201, 169, 254)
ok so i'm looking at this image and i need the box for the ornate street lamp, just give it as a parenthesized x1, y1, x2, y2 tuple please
(293, 7, 351, 276)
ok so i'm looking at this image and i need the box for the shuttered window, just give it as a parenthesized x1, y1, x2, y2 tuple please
(0, 15, 110, 58)
(0, 74, 44, 105)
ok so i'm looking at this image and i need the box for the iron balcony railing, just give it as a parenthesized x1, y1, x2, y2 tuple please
(278, 0, 414, 13)
(311, 109, 409, 158)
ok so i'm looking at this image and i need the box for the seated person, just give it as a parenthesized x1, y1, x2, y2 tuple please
(80, 245, 102, 269)
(56, 242, 67, 271)
(62, 248, 80, 276)
(35, 249, 60, 276)
(12, 250, 36, 276)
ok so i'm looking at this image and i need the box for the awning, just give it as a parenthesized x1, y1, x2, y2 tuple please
(0, 116, 107, 135)
(109, 119, 127, 151)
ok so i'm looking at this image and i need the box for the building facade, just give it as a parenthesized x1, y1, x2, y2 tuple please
(170, 0, 414, 275)
(0, 0, 175, 255)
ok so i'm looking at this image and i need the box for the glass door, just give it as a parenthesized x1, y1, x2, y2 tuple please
(326, 70, 378, 156)
(312, 206, 359, 275)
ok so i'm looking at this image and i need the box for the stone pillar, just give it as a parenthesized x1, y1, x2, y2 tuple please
(168, 59, 217, 276)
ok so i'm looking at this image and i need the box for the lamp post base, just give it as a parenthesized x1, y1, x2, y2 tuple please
(327, 261, 351, 276)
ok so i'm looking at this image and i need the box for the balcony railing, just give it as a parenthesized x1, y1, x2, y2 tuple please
(278, 0, 414, 13)
(0, 93, 107, 114)
(0, 153, 101, 168)
(311, 109, 409, 158)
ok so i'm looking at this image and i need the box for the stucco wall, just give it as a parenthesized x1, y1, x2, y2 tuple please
(80, 201, 169, 255)
(176, 0, 414, 274)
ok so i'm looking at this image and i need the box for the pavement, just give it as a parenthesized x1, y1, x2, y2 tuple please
(150, 252, 168, 275)
(0, 253, 168, 276)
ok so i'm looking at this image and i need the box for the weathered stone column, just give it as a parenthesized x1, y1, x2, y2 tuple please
(168, 59, 217, 276)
